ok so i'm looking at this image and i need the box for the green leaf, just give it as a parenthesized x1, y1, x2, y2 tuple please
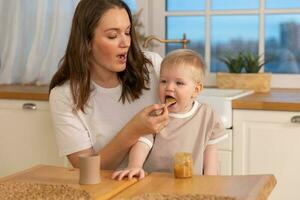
(243, 51, 265, 73)
(218, 52, 244, 73)
(219, 51, 270, 73)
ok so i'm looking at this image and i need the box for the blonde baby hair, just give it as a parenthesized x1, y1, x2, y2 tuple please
(161, 49, 206, 83)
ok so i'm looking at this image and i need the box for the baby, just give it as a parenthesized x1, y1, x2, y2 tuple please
(112, 49, 227, 180)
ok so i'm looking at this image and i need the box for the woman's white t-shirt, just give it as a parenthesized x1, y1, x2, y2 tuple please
(49, 51, 162, 157)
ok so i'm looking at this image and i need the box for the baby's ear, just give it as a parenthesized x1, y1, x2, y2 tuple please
(192, 82, 203, 98)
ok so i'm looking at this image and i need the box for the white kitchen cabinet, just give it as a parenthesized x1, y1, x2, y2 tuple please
(233, 109, 300, 200)
(0, 99, 66, 177)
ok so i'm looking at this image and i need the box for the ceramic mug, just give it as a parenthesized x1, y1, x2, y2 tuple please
(79, 154, 101, 184)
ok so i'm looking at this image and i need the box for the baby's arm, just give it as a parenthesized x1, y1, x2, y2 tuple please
(203, 144, 219, 175)
(112, 141, 151, 180)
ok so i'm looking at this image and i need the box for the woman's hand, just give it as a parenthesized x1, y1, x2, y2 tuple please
(126, 104, 169, 137)
(111, 167, 146, 181)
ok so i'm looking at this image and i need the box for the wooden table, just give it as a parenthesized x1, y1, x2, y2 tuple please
(0, 165, 137, 200)
(0, 165, 276, 200)
(111, 172, 276, 200)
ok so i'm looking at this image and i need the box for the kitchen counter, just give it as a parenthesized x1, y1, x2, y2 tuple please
(1, 85, 300, 111)
(0, 85, 49, 101)
(0, 165, 276, 200)
(232, 88, 300, 111)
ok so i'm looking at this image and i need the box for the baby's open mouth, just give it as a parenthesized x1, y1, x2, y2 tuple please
(165, 96, 176, 107)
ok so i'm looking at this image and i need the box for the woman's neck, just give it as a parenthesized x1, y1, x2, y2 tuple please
(91, 72, 119, 88)
(90, 63, 120, 88)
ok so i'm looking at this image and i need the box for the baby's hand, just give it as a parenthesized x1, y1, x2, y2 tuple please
(111, 167, 146, 181)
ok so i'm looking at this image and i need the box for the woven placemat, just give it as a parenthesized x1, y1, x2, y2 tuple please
(0, 181, 91, 200)
(124, 193, 236, 200)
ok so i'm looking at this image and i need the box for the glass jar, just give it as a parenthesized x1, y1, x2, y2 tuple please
(174, 152, 193, 178)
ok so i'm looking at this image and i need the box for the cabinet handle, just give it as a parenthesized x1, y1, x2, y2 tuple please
(291, 115, 300, 123)
(22, 103, 37, 110)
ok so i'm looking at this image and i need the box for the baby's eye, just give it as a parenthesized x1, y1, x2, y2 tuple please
(176, 81, 184, 85)
(160, 80, 167, 84)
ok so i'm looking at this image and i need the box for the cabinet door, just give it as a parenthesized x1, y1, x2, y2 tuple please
(0, 100, 66, 177)
(233, 109, 300, 200)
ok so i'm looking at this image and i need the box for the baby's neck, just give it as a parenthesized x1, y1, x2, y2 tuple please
(171, 101, 195, 114)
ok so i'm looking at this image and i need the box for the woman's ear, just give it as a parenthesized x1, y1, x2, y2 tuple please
(192, 82, 203, 99)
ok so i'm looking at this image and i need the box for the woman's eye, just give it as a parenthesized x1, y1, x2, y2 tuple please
(107, 35, 117, 39)
(125, 31, 130, 36)
(107, 32, 118, 39)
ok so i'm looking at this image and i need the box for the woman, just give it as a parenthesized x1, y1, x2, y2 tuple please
(49, 0, 168, 170)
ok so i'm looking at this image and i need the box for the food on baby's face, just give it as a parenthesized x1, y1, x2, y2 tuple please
(149, 96, 176, 116)
(165, 96, 176, 107)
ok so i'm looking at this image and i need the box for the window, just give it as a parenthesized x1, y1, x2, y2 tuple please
(123, 0, 137, 13)
(265, 14, 300, 74)
(212, 0, 258, 10)
(166, 16, 205, 56)
(166, 0, 204, 11)
(149, 0, 300, 88)
(211, 15, 259, 72)
(0, 1, 78, 85)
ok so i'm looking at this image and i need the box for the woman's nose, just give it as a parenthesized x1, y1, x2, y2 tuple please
(120, 34, 131, 48)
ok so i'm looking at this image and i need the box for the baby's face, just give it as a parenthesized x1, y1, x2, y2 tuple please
(159, 64, 201, 113)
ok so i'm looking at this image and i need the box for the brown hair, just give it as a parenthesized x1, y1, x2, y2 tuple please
(49, 0, 152, 112)
(161, 49, 206, 82)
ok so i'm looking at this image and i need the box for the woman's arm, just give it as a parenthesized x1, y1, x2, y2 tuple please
(67, 127, 140, 169)
(68, 104, 168, 169)
(203, 144, 219, 175)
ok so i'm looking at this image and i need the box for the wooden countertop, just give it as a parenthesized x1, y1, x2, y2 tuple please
(0, 165, 276, 200)
(0, 85, 49, 101)
(0, 85, 299, 111)
(232, 88, 300, 111)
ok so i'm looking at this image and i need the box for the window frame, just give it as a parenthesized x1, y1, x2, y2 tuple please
(141, 0, 300, 88)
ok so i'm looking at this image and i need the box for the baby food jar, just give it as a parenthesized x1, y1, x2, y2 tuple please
(174, 152, 193, 178)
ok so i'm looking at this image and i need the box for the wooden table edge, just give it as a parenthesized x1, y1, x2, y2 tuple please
(0, 165, 45, 182)
(245, 174, 277, 200)
(0, 165, 140, 200)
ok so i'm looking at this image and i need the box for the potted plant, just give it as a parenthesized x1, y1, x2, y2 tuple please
(219, 52, 244, 73)
(217, 51, 271, 93)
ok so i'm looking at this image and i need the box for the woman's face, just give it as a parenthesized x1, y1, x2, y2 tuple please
(159, 64, 202, 113)
(89, 7, 131, 85)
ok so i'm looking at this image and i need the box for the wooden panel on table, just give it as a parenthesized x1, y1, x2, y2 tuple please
(0, 165, 137, 200)
(111, 172, 276, 200)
